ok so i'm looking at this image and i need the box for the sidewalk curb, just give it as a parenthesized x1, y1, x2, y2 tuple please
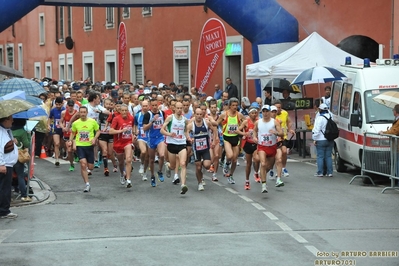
(11, 177, 56, 207)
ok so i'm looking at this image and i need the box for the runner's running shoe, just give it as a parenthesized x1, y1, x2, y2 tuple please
(207, 165, 215, 173)
(180, 184, 188, 194)
(104, 168, 109, 176)
(69, 165, 74, 172)
(165, 162, 171, 178)
(142, 173, 148, 181)
(126, 179, 132, 188)
(94, 161, 100, 168)
(120, 175, 126, 185)
(223, 161, 230, 175)
(198, 183, 205, 191)
(151, 177, 156, 187)
(172, 174, 180, 185)
(269, 170, 274, 179)
(113, 166, 118, 173)
(84, 184, 91, 193)
(254, 172, 261, 183)
(261, 183, 268, 193)
(227, 175, 235, 184)
(245, 181, 250, 190)
(283, 168, 289, 177)
(212, 174, 218, 182)
(158, 171, 164, 182)
(139, 164, 144, 175)
(275, 178, 284, 187)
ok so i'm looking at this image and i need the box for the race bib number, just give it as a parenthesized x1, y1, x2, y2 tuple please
(228, 124, 238, 134)
(65, 122, 70, 129)
(79, 131, 90, 142)
(122, 126, 132, 139)
(259, 133, 272, 146)
(247, 129, 254, 141)
(153, 117, 163, 130)
(100, 123, 106, 132)
(195, 137, 208, 151)
(172, 127, 184, 139)
(55, 119, 60, 128)
(140, 127, 147, 138)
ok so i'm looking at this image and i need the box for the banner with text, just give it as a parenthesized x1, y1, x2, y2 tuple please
(118, 22, 127, 83)
(195, 18, 226, 93)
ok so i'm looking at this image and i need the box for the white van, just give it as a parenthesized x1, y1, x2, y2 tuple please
(331, 60, 399, 174)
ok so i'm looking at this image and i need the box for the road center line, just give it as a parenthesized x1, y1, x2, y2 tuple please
(238, 195, 253, 202)
(275, 221, 292, 231)
(289, 232, 308, 243)
(225, 187, 239, 194)
(263, 211, 278, 220)
(251, 203, 266, 210)
(212, 181, 223, 186)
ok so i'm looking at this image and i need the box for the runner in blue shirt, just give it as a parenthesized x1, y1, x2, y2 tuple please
(48, 96, 66, 166)
(134, 100, 150, 181)
(142, 98, 166, 187)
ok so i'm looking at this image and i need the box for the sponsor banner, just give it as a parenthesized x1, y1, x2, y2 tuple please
(118, 22, 127, 82)
(195, 18, 226, 93)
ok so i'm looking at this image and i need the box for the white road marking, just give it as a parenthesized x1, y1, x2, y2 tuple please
(238, 195, 253, 202)
(225, 188, 239, 194)
(43, 158, 70, 165)
(263, 211, 278, 220)
(213, 181, 223, 186)
(275, 222, 292, 231)
(0, 229, 16, 243)
(251, 203, 266, 210)
(305, 245, 320, 256)
(289, 232, 308, 243)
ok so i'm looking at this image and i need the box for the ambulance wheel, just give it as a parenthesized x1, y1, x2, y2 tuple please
(334, 146, 346, 172)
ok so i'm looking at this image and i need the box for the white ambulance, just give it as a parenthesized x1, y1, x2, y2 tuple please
(330, 59, 399, 174)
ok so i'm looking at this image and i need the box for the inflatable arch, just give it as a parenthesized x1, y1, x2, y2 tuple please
(0, 0, 298, 96)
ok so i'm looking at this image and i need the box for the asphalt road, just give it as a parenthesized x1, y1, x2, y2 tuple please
(0, 155, 398, 266)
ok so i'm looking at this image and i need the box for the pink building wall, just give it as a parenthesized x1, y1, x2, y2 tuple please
(0, 1, 396, 101)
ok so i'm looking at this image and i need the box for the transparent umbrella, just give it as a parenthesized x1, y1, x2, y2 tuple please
(372, 91, 399, 108)
(0, 99, 36, 118)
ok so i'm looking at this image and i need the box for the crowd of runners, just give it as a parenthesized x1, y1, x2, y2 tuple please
(42, 79, 296, 194)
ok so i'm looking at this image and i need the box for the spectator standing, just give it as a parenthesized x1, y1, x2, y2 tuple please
(321, 86, 332, 108)
(379, 104, 399, 178)
(263, 87, 274, 105)
(213, 84, 223, 100)
(312, 103, 334, 177)
(0, 115, 19, 219)
(225, 77, 238, 99)
(281, 89, 292, 100)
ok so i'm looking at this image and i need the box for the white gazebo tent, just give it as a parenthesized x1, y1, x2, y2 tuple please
(245, 32, 363, 96)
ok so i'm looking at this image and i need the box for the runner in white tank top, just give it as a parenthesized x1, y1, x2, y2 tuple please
(165, 114, 187, 145)
(161, 102, 189, 195)
(253, 105, 284, 193)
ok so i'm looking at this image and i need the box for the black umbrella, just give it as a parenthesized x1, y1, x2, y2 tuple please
(263, 78, 301, 94)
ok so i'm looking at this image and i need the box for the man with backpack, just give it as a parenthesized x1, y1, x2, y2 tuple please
(312, 103, 338, 177)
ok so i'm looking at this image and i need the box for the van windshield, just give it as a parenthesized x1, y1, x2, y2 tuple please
(364, 89, 398, 123)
